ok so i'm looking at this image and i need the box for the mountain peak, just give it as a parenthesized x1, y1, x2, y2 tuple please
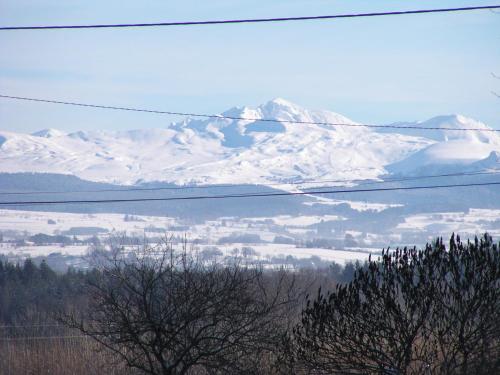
(379, 114, 498, 144)
(480, 150, 500, 164)
(220, 98, 300, 119)
(31, 128, 65, 138)
(424, 114, 478, 127)
(267, 97, 295, 107)
(260, 98, 300, 113)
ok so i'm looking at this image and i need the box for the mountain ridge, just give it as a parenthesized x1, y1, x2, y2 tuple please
(1, 99, 498, 186)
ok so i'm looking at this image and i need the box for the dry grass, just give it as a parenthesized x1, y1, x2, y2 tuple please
(0, 332, 132, 375)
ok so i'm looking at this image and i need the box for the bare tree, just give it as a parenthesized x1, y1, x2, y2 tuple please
(62, 239, 298, 375)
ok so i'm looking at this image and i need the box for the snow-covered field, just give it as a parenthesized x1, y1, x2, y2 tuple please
(197, 243, 377, 266)
(396, 209, 500, 238)
(0, 209, 175, 236)
(258, 214, 344, 226)
(0, 209, 377, 265)
(304, 196, 403, 212)
(0, 242, 375, 266)
(1, 206, 499, 266)
(0, 244, 87, 257)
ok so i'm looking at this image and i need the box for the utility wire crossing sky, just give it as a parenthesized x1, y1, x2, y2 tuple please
(1, 1, 499, 132)
(1, 5, 499, 30)
(1, 94, 498, 133)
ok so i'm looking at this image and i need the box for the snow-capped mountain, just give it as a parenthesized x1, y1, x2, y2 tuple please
(0, 99, 498, 186)
(377, 114, 498, 143)
(385, 115, 500, 175)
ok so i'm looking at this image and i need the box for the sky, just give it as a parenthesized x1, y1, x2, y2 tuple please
(0, 0, 499, 133)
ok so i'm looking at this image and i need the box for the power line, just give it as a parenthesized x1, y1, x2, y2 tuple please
(1, 5, 499, 31)
(1, 170, 499, 196)
(1, 94, 499, 133)
(302, 170, 500, 190)
(1, 181, 499, 206)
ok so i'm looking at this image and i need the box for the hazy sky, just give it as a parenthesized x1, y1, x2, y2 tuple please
(1, 0, 499, 133)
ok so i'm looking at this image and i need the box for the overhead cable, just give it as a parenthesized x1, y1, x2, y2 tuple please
(1, 5, 499, 31)
(0, 170, 499, 196)
(1, 94, 498, 133)
(1, 181, 499, 206)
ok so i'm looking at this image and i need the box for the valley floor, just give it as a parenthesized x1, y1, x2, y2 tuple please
(1, 207, 499, 269)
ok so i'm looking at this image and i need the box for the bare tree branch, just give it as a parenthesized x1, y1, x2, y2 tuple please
(60, 238, 299, 375)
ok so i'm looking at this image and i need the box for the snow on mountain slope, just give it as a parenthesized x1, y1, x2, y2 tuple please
(379, 115, 499, 143)
(385, 115, 500, 175)
(470, 151, 500, 170)
(0, 127, 225, 185)
(31, 128, 66, 138)
(167, 99, 432, 185)
(1, 98, 496, 186)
